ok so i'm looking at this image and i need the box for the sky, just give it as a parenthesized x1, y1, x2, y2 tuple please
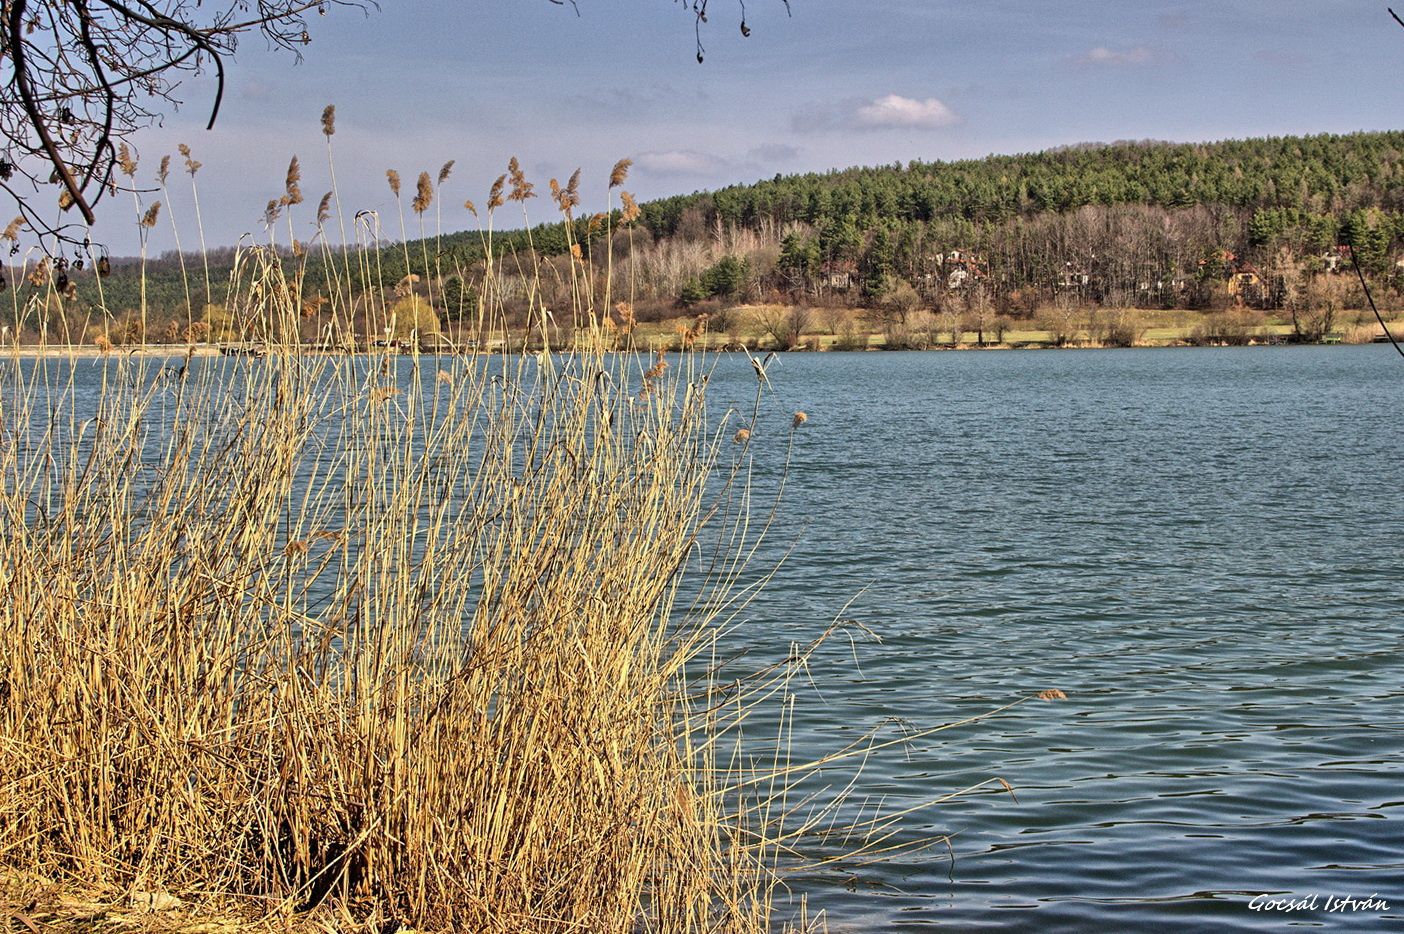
(65, 0, 1404, 256)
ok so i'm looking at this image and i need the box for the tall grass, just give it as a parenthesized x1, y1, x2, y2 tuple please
(6, 323, 742, 928)
(0, 145, 900, 932)
(0, 137, 1013, 930)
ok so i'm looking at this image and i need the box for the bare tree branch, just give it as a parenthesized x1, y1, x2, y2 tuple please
(0, 0, 789, 251)
(0, 0, 367, 248)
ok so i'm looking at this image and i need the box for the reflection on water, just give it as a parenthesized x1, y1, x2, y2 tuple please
(703, 345, 1404, 932)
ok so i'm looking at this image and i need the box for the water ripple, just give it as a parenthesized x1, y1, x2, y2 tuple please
(712, 347, 1404, 931)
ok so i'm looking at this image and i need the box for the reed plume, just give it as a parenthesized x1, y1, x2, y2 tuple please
(412, 171, 433, 214)
(321, 103, 336, 136)
(610, 157, 632, 188)
(621, 190, 640, 224)
(285, 155, 304, 205)
(179, 143, 201, 176)
(117, 143, 138, 176)
(507, 156, 535, 202)
(565, 167, 582, 207)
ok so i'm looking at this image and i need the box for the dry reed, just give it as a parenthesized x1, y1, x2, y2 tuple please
(0, 229, 857, 932)
(0, 291, 775, 932)
(0, 153, 987, 934)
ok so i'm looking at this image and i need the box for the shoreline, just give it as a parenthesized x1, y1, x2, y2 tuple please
(0, 337, 1384, 358)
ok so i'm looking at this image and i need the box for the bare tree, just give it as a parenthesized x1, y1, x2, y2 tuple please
(3, 0, 788, 247)
(1289, 275, 1343, 342)
(1, 0, 374, 244)
(753, 303, 809, 350)
(664, 0, 791, 62)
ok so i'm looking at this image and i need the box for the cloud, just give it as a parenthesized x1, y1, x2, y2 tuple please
(793, 94, 963, 133)
(855, 95, 961, 129)
(633, 149, 734, 177)
(747, 143, 800, 163)
(1076, 46, 1157, 66)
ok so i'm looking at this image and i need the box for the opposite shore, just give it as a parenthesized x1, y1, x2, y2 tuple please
(2, 320, 1397, 357)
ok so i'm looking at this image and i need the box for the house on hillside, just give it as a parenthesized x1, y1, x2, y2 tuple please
(1057, 261, 1090, 290)
(943, 250, 987, 290)
(821, 260, 858, 291)
(1227, 261, 1265, 304)
(1199, 249, 1238, 273)
(1196, 249, 1271, 307)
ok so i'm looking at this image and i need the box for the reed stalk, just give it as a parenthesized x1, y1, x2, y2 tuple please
(0, 150, 969, 933)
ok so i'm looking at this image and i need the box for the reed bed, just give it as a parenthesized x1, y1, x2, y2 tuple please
(0, 237, 806, 933)
(0, 145, 990, 932)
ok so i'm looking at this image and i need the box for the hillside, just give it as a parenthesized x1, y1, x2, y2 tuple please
(11, 130, 1404, 344)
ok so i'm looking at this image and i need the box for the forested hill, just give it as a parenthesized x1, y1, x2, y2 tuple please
(638, 131, 1404, 235)
(39, 130, 1404, 332)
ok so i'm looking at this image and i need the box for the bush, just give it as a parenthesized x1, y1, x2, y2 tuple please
(0, 156, 942, 934)
(1189, 309, 1265, 346)
(0, 293, 793, 931)
(387, 294, 441, 339)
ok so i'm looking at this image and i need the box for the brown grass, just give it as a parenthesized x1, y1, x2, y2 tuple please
(0, 218, 921, 932)
(0, 274, 781, 931)
(0, 152, 990, 932)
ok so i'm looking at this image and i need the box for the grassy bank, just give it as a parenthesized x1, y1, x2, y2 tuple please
(606, 304, 1401, 352)
(6, 307, 1393, 359)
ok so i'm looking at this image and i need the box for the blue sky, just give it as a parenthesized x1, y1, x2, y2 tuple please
(89, 0, 1404, 255)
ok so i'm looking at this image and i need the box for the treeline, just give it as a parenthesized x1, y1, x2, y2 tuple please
(633, 130, 1404, 310)
(54, 213, 611, 322)
(13, 130, 1404, 342)
(642, 131, 1404, 233)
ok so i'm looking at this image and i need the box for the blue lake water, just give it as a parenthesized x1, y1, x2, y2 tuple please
(699, 344, 1404, 933)
(9, 343, 1402, 932)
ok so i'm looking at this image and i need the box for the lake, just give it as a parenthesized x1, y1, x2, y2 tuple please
(699, 344, 1404, 932)
(9, 342, 1401, 932)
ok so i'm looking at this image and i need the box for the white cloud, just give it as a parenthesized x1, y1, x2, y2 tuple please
(634, 149, 733, 177)
(854, 94, 961, 129)
(793, 94, 963, 133)
(1077, 46, 1156, 66)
